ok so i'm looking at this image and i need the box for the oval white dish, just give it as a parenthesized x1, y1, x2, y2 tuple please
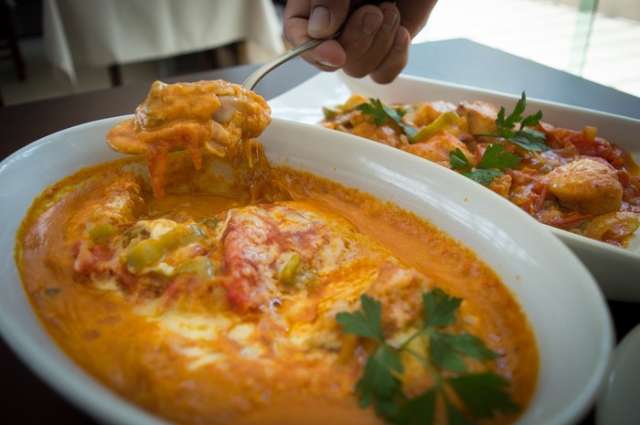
(0, 117, 612, 425)
(597, 323, 640, 425)
(269, 72, 640, 302)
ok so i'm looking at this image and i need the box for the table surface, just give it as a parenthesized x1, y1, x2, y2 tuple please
(1, 38, 638, 424)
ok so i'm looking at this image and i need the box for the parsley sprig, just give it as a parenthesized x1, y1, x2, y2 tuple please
(336, 289, 518, 425)
(357, 98, 418, 140)
(479, 92, 548, 152)
(450, 144, 520, 186)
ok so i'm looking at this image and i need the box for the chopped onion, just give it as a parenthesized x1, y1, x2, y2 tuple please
(213, 96, 237, 123)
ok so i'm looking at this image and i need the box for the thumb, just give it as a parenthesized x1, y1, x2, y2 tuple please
(308, 0, 350, 38)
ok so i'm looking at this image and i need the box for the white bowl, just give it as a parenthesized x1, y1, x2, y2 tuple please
(269, 72, 640, 302)
(0, 117, 613, 425)
(597, 323, 640, 425)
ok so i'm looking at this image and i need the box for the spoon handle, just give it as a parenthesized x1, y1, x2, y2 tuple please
(242, 38, 323, 90)
(243, 1, 386, 90)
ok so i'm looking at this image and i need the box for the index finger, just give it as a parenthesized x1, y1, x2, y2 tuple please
(284, 0, 351, 37)
(397, 0, 438, 36)
(307, 0, 351, 38)
(283, 15, 346, 69)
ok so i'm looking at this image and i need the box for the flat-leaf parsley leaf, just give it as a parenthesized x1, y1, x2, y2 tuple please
(449, 144, 520, 186)
(477, 144, 521, 170)
(480, 92, 548, 152)
(447, 373, 519, 418)
(462, 169, 503, 186)
(337, 294, 385, 341)
(449, 149, 472, 172)
(357, 345, 404, 415)
(336, 289, 518, 425)
(423, 288, 461, 327)
(357, 98, 418, 139)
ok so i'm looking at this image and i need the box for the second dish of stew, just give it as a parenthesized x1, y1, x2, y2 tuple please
(322, 94, 640, 247)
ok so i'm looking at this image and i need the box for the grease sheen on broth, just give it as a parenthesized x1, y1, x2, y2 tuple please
(17, 152, 538, 425)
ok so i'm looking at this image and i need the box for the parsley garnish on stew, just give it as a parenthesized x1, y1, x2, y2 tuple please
(336, 289, 519, 425)
(480, 92, 548, 152)
(450, 144, 521, 186)
(357, 98, 418, 139)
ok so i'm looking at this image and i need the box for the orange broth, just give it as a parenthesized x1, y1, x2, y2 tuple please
(16, 155, 538, 425)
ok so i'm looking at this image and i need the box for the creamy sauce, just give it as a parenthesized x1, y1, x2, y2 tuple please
(17, 156, 538, 425)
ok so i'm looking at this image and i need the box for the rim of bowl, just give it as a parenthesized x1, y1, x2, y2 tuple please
(0, 116, 614, 425)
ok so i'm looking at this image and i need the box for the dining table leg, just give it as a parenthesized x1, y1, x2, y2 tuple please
(108, 64, 122, 87)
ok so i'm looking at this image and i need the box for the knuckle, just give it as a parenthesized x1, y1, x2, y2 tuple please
(372, 72, 395, 84)
(283, 21, 295, 39)
(340, 32, 373, 56)
(344, 66, 370, 79)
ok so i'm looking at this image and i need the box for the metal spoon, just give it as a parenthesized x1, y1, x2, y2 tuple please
(242, 38, 323, 90)
(243, 1, 385, 90)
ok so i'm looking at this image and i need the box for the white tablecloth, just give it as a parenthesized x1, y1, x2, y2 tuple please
(43, 0, 285, 82)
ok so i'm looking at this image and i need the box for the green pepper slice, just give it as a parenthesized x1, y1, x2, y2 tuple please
(126, 224, 203, 272)
(279, 253, 301, 285)
(410, 111, 461, 144)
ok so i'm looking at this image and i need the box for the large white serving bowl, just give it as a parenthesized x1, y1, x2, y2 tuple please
(0, 117, 613, 425)
(270, 72, 640, 302)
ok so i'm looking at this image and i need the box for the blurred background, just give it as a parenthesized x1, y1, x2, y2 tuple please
(1, 0, 638, 106)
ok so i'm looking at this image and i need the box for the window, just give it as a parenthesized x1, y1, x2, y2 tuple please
(415, 0, 640, 96)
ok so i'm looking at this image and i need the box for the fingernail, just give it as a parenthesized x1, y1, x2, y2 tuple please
(318, 59, 339, 68)
(309, 6, 330, 36)
(394, 29, 409, 51)
(362, 12, 383, 35)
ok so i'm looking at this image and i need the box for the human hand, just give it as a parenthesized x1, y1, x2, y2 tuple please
(283, 0, 437, 83)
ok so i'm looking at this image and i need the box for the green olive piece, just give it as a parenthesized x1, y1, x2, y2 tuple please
(157, 225, 200, 250)
(126, 239, 164, 272)
(88, 223, 117, 244)
(175, 257, 214, 279)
